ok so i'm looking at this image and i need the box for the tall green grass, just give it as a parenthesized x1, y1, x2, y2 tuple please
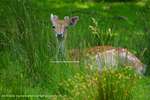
(58, 67, 150, 100)
(0, 0, 150, 99)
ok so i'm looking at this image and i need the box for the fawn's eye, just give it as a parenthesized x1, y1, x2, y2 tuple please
(52, 26, 55, 29)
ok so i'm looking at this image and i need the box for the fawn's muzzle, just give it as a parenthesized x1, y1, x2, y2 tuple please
(57, 34, 64, 39)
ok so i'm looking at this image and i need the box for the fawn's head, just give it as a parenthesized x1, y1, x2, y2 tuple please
(50, 14, 79, 40)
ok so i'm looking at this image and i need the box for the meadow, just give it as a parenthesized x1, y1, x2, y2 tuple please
(0, 0, 150, 99)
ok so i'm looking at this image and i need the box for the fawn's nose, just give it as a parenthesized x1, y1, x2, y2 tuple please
(57, 33, 63, 38)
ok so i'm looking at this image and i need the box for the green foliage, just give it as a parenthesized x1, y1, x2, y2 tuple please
(89, 18, 116, 45)
(58, 67, 149, 99)
(0, 0, 150, 99)
(98, 67, 141, 100)
(59, 72, 99, 99)
(61, 0, 142, 3)
(97, 0, 141, 2)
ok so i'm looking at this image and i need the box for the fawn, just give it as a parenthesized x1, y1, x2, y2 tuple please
(50, 14, 145, 74)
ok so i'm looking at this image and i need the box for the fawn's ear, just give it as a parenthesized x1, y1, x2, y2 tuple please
(50, 13, 58, 25)
(69, 16, 79, 26)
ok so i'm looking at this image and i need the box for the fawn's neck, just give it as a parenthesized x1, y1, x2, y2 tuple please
(56, 39, 66, 60)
